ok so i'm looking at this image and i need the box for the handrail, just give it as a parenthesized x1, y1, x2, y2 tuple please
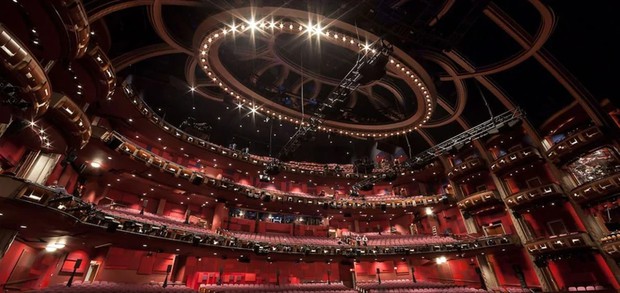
(104, 131, 448, 211)
(3, 175, 518, 258)
(121, 84, 431, 179)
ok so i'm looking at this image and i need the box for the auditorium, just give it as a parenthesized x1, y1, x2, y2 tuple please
(1, 1, 619, 292)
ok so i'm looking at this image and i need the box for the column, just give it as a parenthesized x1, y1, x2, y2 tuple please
(211, 203, 227, 231)
(0, 229, 17, 260)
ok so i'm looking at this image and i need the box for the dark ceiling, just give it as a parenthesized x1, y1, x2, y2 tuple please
(87, 0, 619, 164)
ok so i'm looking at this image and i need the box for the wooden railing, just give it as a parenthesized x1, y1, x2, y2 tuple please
(447, 157, 486, 180)
(546, 126, 603, 163)
(570, 173, 620, 204)
(456, 190, 501, 213)
(525, 232, 593, 255)
(490, 146, 543, 174)
(601, 233, 620, 258)
(505, 184, 564, 211)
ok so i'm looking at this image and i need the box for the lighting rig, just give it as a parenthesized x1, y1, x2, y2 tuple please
(348, 108, 523, 191)
(406, 108, 524, 169)
(277, 39, 394, 159)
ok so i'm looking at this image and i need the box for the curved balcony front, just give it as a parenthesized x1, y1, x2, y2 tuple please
(0, 175, 519, 259)
(524, 232, 594, 256)
(456, 190, 502, 214)
(490, 147, 543, 175)
(505, 184, 565, 212)
(546, 126, 603, 163)
(103, 132, 447, 212)
(601, 233, 620, 258)
(570, 173, 620, 205)
(447, 157, 486, 181)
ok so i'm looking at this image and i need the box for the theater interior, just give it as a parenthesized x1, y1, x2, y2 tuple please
(1, 1, 620, 292)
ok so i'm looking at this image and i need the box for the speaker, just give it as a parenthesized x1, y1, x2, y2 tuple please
(166, 264, 173, 273)
(238, 255, 251, 263)
(105, 136, 123, 150)
(381, 204, 387, 211)
(323, 202, 329, 210)
(344, 212, 352, 217)
(191, 175, 205, 185)
(463, 211, 471, 219)
(106, 222, 118, 233)
(74, 259, 82, 269)
(192, 237, 201, 246)
(263, 195, 271, 202)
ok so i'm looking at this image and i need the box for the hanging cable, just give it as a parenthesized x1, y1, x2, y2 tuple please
(475, 81, 494, 119)
(300, 50, 304, 122)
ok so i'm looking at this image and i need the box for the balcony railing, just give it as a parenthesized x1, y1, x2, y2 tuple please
(457, 190, 501, 214)
(505, 184, 565, 211)
(0, 175, 519, 258)
(546, 126, 603, 163)
(525, 232, 594, 256)
(105, 132, 448, 211)
(490, 147, 543, 174)
(447, 157, 486, 180)
(601, 233, 620, 258)
(570, 173, 620, 204)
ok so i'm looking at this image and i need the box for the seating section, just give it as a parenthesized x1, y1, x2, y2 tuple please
(199, 282, 355, 292)
(29, 281, 194, 292)
(356, 280, 486, 293)
(99, 206, 215, 236)
(226, 231, 343, 247)
(365, 235, 456, 246)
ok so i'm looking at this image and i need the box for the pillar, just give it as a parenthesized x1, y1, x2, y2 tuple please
(0, 229, 17, 260)
(170, 255, 187, 283)
(156, 198, 166, 215)
(211, 203, 227, 231)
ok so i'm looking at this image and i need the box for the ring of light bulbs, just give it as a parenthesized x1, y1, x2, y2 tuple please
(197, 17, 435, 138)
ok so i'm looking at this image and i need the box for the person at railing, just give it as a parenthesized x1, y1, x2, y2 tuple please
(362, 235, 368, 246)
(47, 180, 68, 194)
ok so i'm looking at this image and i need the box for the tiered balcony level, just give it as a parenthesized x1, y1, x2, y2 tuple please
(570, 173, 620, 205)
(546, 126, 603, 163)
(490, 147, 543, 174)
(505, 184, 565, 211)
(447, 157, 486, 181)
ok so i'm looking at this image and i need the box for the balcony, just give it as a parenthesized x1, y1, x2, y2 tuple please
(490, 147, 543, 174)
(505, 184, 565, 211)
(457, 190, 502, 214)
(447, 157, 486, 180)
(546, 126, 603, 163)
(525, 232, 594, 256)
(601, 233, 620, 258)
(570, 173, 620, 204)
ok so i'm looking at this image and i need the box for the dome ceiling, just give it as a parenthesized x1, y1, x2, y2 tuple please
(83, 0, 618, 164)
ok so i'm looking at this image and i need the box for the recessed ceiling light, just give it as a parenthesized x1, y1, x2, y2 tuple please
(90, 161, 102, 168)
(20, 225, 27, 229)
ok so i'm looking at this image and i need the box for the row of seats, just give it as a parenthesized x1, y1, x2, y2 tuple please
(199, 282, 356, 292)
(356, 280, 486, 293)
(98, 207, 459, 248)
(28, 281, 194, 293)
(96, 206, 215, 237)
(226, 231, 342, 247)
(108, 133, 445, 209)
